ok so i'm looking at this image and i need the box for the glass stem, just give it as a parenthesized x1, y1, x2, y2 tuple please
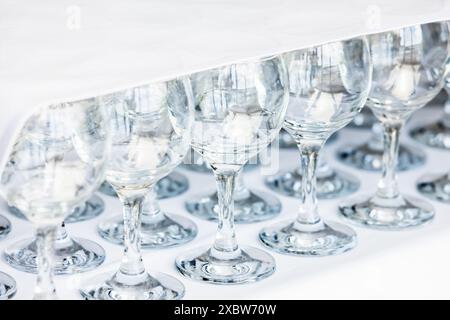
(118, 194, 147, 279)
(211, 168, 240, 259)
(376, 122, 402, 199)
(34, 225, 57, 300)
(295, 141, 324, 231)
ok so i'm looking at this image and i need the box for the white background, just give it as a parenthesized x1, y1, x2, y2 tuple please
(2, 99, 450, 300)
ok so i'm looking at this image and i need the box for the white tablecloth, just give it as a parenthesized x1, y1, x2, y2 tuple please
(2, 101, 450, 300)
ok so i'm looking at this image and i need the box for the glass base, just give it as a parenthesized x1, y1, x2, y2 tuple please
(339, 194, 434, 230)
(410, 121, 450, 150)
(99, 172, 189, 199)
(4, 236, 105, 275)
(337, 142, 426, 171)
(0, 215, 11, 240)
(176, 245, 275, 285)
(185, 189, 281, 223)
(0, 272, 16, 300)
(417, 173, 450, 204)
(265, 168, 359, 199)
(80, 271, 184, 300)
(98, 213, 198, 249)
(259, 220, 356, 256)
(8, 195, 104, 224)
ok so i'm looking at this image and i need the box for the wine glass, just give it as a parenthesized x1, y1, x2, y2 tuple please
(410, 74, 450, 149)
(176, 55, 289, 284)
(0, 271, 16, 300)
(339, 22, 450, 230)
(265, 148, 360, 199)
(81, 78, 193, 300)
(337, 121, 426, 171)
(260, 37, 372, 256)
(0, 98, 110, 299)
(0, 215, 11, 240)
(183, 72, 276, 224)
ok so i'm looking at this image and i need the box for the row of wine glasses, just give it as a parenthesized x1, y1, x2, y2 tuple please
(0, 21, 448, 300)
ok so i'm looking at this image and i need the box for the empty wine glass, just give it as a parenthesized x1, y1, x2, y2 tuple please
(260, 37, 372, 256)
(0, 215, 11, 240)
(410, 74, 450, 149)
(176, 55, 289, 284)
(81, 78, 193, 300)
(0, 98, 110, 299)
(340, 22, 450, 230)
(337, 121, 426, 171)
(0, 271, 16, 300)
(265, 148, 360, 199)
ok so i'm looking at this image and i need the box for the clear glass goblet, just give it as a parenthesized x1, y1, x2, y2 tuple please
(81, 78, 193, 300)
(175, 55, 289, 284)
(339, 22, 450, 230)
(0, 98, 110, 299)
(0, 215, 11, 240)
(0, 271, 16, 300)
(260, 37, 372, 256)
(410, 75, 450, 149)
(265, 148, 360, 199)
(337, 122, 426, 171)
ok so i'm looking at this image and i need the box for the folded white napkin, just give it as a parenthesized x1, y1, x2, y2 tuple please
(0, 0, 449, 191)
